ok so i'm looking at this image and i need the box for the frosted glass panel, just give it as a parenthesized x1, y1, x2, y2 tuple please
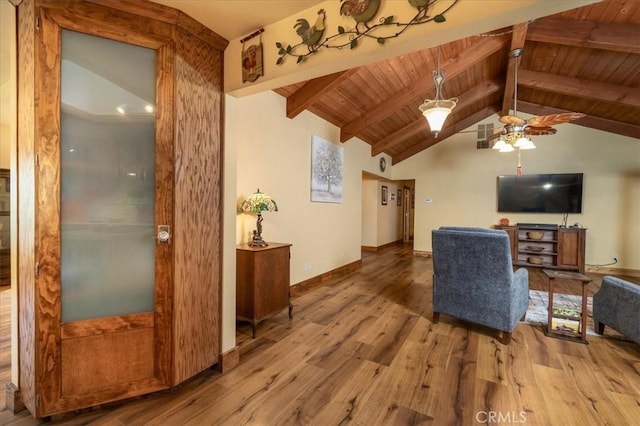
(60, 30, 156, 322)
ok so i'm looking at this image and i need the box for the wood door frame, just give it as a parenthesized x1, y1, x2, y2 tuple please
(402, 185, 413, 243)
(33, 4, 174, 416)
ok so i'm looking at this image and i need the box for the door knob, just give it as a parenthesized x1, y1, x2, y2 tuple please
(158, 225, 170, 243)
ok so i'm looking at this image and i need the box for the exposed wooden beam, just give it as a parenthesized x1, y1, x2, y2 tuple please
(501, 23, 529, 117)
(372, 79, 502, 156)
(518, 101, 640, 139)
(393, 105, 500, 164)
(339, 36, 506, 142)
(528, 19, 640, 54)
(518, 69, 640, 108)
(286, 69, 359, 119)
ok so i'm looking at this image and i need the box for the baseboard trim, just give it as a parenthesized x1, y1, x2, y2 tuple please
(218, 346, 240, 373)
(586, 265, 640, 278)
(413, 250, 432, 258)
(291, 259, 362, 296)
(361, 240, 403, 253)
(5, 382, 25, 413)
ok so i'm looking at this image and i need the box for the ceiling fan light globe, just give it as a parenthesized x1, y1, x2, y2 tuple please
(499, 143, 515, 153)
(519, 139, 536, 150)
(492, 139, 507, 150)
(513, 136, 529, 148)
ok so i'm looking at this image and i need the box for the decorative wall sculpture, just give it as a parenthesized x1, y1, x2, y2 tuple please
(276, 0, 459, 64)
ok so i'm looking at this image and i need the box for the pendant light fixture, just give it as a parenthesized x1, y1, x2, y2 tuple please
(419, 46, 458, 137)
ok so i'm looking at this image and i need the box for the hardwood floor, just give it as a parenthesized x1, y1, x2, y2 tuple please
(1, 244, 639, 425)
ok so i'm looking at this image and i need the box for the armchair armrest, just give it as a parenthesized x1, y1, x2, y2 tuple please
(593, 276, 640, 344)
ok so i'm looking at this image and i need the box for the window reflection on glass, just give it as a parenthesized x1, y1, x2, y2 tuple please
(60, 30, 156, 322)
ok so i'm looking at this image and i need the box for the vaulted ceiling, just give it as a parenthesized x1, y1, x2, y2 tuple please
(273, 0, 640, 164)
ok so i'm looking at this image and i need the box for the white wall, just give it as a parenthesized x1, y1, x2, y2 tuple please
(361, 178, 378, 247)
(0, 125, 9, 168)
(362, 177, 404, 248)
(229, 91, 388, 286)
(392, 115, 640, 270)
(1, 0, 18, 386)
(377, 180, 402, 246)
(221, 95, 238, 353)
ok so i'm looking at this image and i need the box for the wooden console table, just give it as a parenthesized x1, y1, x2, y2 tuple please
(543, 269, 592, 344)
(497, 225, 586, 272)
(236, 242, 293, 337)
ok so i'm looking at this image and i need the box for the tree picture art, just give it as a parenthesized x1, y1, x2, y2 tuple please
(311, 135, 344, 203)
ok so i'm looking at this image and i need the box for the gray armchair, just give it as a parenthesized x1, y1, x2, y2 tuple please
(593, 276, 640, 344)
(431, 227, 529, 344)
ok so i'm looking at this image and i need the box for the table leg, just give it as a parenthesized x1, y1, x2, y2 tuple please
(548, 277, 555, 335)
(581, 282, 588, 342)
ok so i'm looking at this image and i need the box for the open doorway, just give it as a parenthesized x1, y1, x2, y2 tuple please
(361, 172, 414, 251)
(402, 182, 415, 243)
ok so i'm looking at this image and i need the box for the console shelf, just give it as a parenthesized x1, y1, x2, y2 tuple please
(496, 225, 586, 273)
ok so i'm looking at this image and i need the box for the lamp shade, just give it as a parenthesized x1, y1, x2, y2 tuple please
(419, 99, 457, 136)
(241, 189, 277, 247)
(241, 189, 278, 214)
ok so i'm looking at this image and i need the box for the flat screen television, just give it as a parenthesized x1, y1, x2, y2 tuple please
(497, 173, 583, 213)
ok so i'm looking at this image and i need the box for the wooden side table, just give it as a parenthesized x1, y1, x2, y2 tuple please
(236, 242, 293, 337)
(543, 269, 592, 344)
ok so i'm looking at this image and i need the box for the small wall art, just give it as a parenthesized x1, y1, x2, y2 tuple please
(241, 29, 264, 83)
(381, 185, 388, 205)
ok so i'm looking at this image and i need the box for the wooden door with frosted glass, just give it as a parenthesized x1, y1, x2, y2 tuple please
(32, 6, 173, 416)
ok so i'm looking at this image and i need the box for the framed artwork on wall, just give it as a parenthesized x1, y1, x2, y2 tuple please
(381, 185, 388, 205)
(397, 189, 402, 206)
(311, 135, 344, 203)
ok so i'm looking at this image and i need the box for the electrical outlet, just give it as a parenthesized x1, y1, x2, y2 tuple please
(612, 253, 619, 262)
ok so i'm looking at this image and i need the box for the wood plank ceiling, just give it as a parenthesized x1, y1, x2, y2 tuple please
(273, 0, 640, 164)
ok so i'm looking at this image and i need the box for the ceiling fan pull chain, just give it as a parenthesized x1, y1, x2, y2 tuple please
(516, 150, 522, 176)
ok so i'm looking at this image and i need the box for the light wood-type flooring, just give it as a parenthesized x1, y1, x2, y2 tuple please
(1, 244, 639, 425)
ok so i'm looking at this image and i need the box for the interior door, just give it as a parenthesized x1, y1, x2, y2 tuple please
(35, 9, 173, 416)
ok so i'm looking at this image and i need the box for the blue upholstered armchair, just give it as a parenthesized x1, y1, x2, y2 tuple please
(431, 227, 529, 344)
(593, 276, 640, 344)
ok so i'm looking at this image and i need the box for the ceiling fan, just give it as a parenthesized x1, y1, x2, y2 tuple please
(488, 48, 586, 151)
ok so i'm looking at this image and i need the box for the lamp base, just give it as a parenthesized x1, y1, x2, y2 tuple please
(249, 230, 268, 247)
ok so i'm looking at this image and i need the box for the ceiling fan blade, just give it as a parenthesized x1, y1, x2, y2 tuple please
(527, 112, 586, 127)
(525, 126, 557, 136)
(486, 131, 505, 141)
(499, 115, 526, 125)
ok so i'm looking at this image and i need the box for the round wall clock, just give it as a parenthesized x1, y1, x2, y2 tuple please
(379, 157, 386, 172)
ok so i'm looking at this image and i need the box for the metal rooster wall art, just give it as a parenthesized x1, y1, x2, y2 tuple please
(276, 0, 459, 64)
